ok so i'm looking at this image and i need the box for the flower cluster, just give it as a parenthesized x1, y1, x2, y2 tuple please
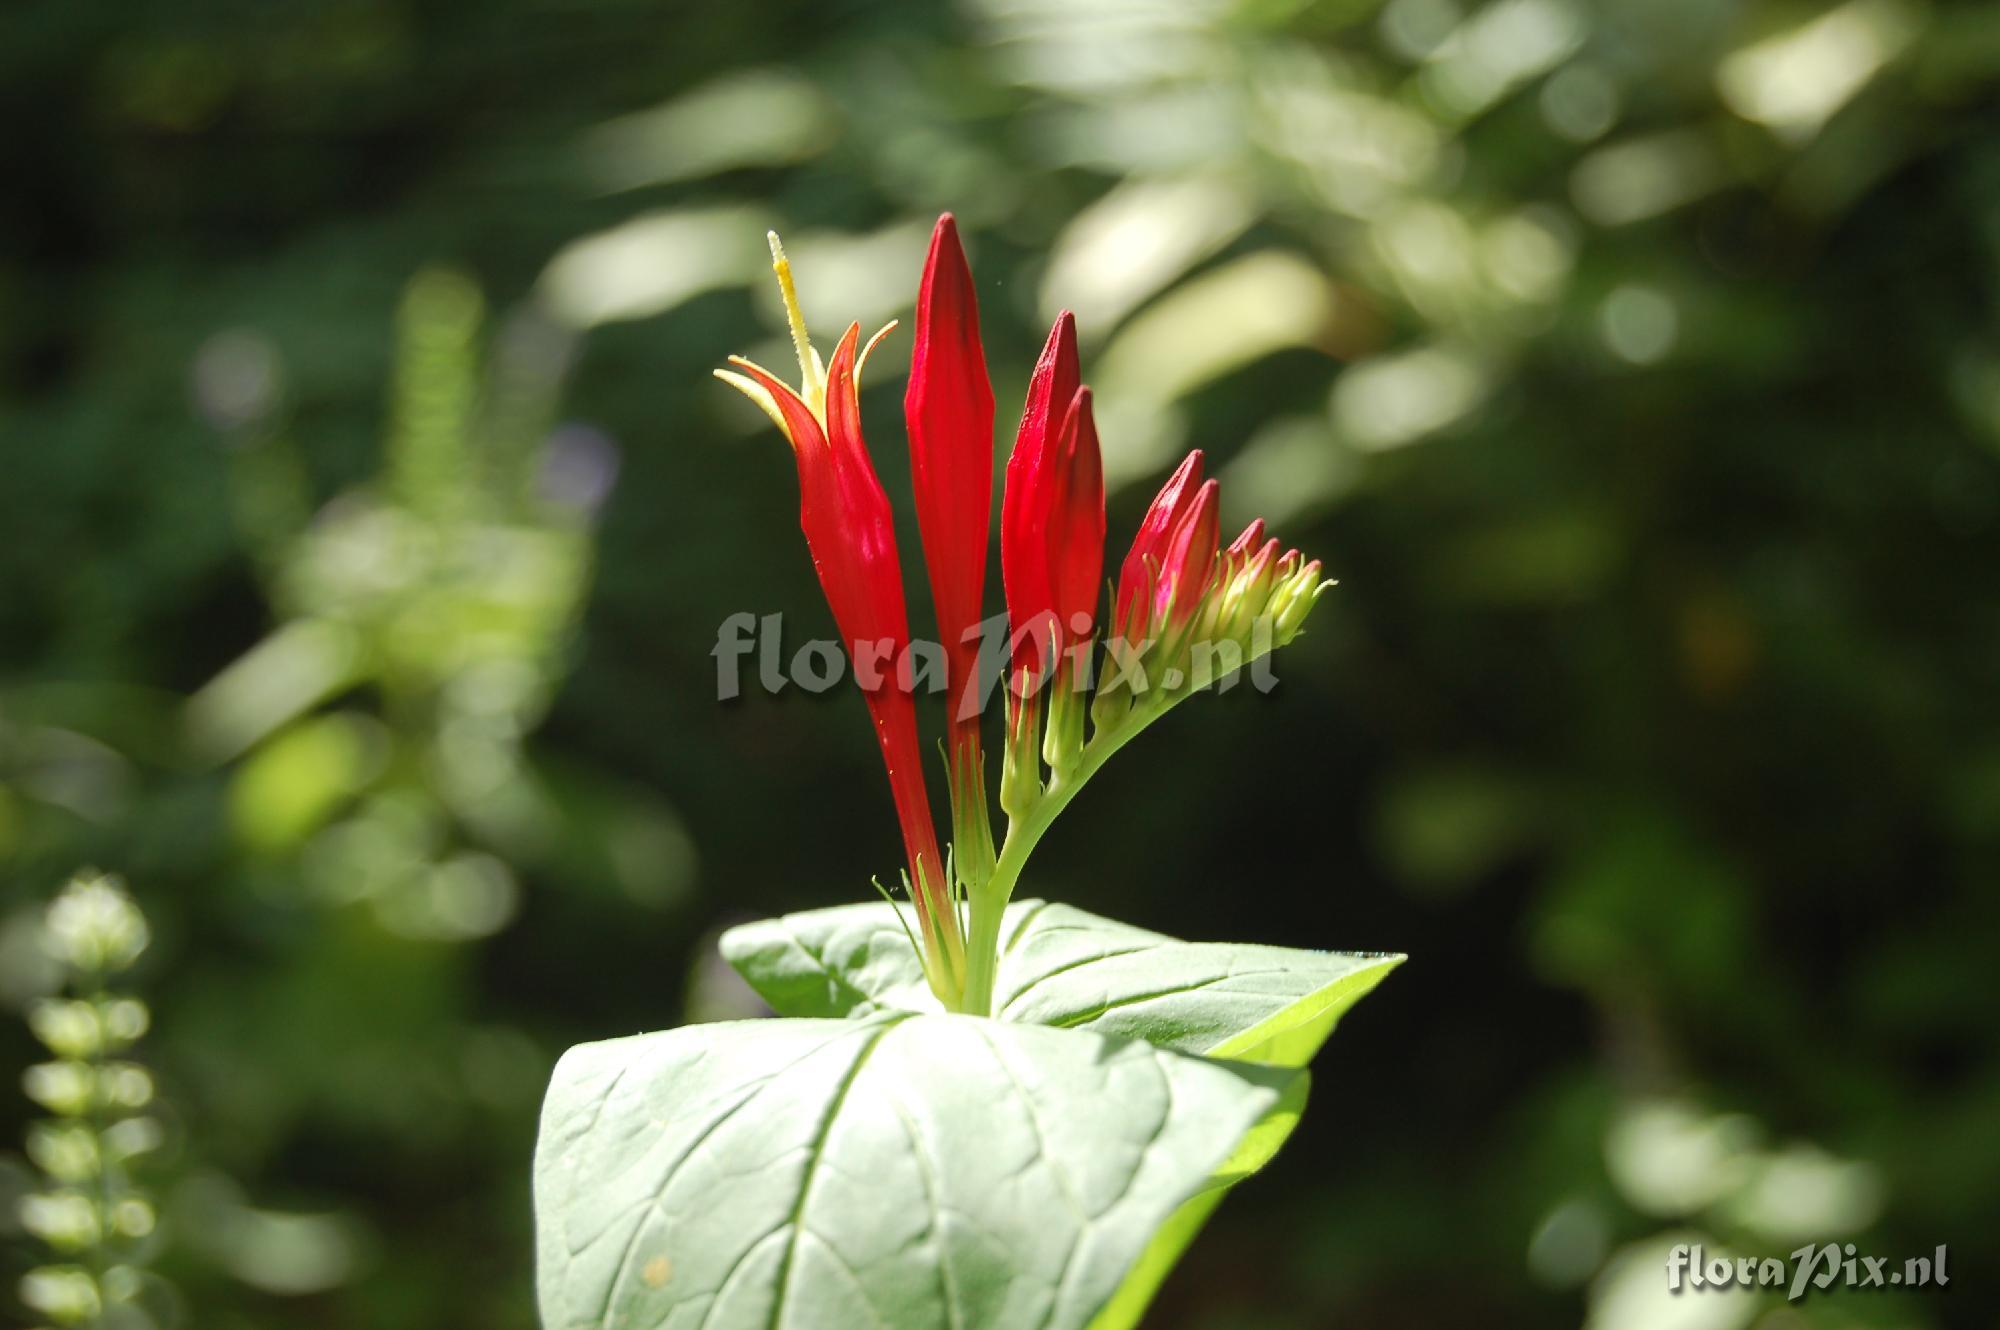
(18, 872, 165, 1329)
(717, 216, 1332, 1013)
(1092, 456, 1329, 733)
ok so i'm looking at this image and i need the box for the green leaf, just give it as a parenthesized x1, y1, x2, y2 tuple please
(1082, 1068, 1310, 1330)
(534, 1012, 1301, 1330)
(708, 902, 1400, 1326)
(721, 900, 1403, 1066)
(718, 902, 941, 1021)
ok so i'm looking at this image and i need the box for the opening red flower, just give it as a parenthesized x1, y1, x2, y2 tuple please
(716, 235, 965, 1002)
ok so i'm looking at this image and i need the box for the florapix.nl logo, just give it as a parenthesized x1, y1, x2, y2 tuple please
(1668, 1242, 1949, 1302)
(711, 611, 1292, 713)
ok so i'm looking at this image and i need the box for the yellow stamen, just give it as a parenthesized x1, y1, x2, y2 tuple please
(767, 231, 826, 417)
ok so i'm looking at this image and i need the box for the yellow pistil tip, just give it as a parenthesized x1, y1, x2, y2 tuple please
(766, 230, 822, 403)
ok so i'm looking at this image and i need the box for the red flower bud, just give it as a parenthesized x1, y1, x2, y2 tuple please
(1240, 537, 1281, 602)
(1001, 313, 1081, 681)
(905, 214, 995, 745)
(1045, 387, 1105, 646)
(1154, 478, 1220, 633)
(1216, 536, 1283, 639)
(1112, 450, 1205, 643)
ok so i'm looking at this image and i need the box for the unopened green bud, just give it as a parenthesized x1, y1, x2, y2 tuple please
(1090, 679, 1132, 736)
(999, 690, 1043, 821)
(19, 1266, 101, 1324)
(944, 741, 995, 893)
(19, 1192, 101, 1251)
(44, 874, 149, 975)
(23, 1063, 94, 1118)
(26, 997, 145, 1058)
(100, 1264, 145, 1304)
(1188, 582, 1227, 648)
(27, 1001, 101, 1061)
(1040, 661, 1088, 781)
(1091, 627, 1151, 727)
(100, 1116, 164, 1164)
(1222, 543, 1283, 643)
(95, 1063, 155, 1112)
(1273, 563, 1330, 642)
(100, 999, 150, 1047)
(26, 1123, 100, 1183)
(110, 1198, 156, 1239)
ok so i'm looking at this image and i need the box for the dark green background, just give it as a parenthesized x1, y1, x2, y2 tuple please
(3, 0, 1996, 1326)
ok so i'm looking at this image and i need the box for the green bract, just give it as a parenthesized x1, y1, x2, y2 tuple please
(533, 902, 1399, 1330)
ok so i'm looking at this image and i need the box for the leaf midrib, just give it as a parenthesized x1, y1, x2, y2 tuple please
(763, 1016, 906, 1330)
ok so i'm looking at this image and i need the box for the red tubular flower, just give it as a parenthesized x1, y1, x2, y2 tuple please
(1111, 449, 1206, 644)
(1045, 387, 1106, 646)
(1001, 313, 1082, 682)
(905, 214, 996, 745)
(718, 240, 963, 997)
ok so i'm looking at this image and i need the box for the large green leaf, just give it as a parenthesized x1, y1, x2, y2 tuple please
(535, 1012, 1301, 1330)
(1082, 1064, 1310, 1330)
(703, 901, 1401, 1329)
(720, 900, 1403, 1066)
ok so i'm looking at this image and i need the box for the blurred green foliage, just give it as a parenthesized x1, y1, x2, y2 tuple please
(3, 0, 1998, 1327)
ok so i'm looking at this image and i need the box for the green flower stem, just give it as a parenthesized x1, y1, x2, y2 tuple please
(952, 629, 1300, 1016)
(82, 965, 113, 1300)
(956, 704, 1156, 1017)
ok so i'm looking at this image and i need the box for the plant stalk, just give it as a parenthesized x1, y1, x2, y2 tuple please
(954, 706, 1154, 1016)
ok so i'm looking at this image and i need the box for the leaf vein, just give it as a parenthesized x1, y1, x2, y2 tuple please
(886, 1093, 965, 1330)
(592, 1031, 849, 1324)
(994, 945, 1157, 1017)
(764, 1016, 904, 1330)
(1042, 973, 1240, 1030)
